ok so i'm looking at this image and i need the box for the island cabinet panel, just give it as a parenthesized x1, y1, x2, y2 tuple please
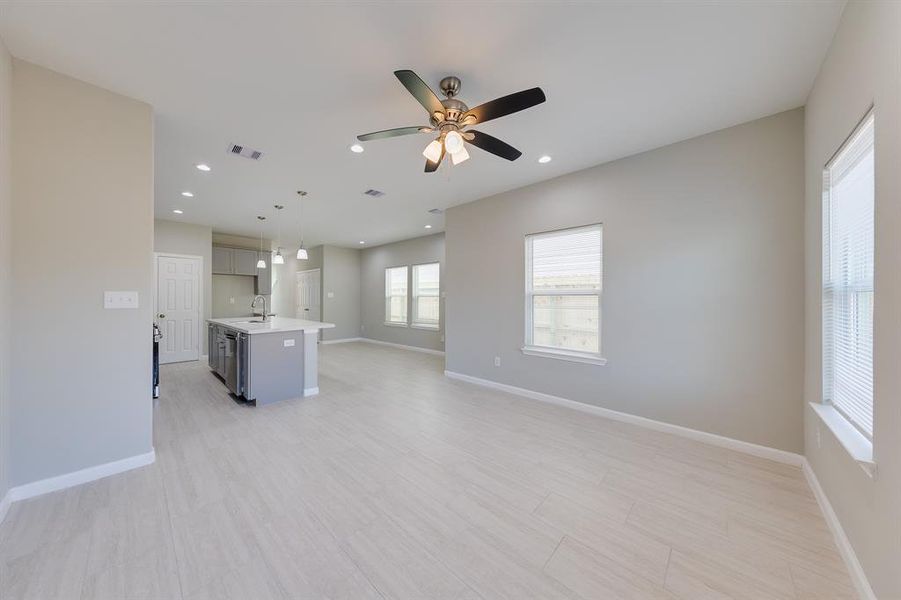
(212, 246, 233, 274)
(233, 248, 259, 276)
(246, 331, 304, 405)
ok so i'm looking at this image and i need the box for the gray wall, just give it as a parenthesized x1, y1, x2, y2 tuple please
(361, 233, 445, 352)
(321, 245, 361, 341)
(0, 37, 11, 502)
(212, 275, 257, 318)
(446, 109, 804, 453)
(154, 219, 212, 353)
(11, 60, 154, 486)
(803, 1, 901, 595)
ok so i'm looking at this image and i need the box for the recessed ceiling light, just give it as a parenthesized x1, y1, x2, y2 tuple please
(173, 209, 183, 214)
(424, 225, 432, 229)
(538, 155, 552, 164)
(195, 163, 211, 172)
(350, 144, 364, 153)
(181, 191, 194, 197)
(359, 241, 365, 245)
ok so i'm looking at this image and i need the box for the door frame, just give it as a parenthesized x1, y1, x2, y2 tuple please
(154, 252, 204, 362)
(295, 268, 321, 319)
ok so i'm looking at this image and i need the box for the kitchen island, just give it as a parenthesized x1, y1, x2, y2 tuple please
(206, 316, 335, 405)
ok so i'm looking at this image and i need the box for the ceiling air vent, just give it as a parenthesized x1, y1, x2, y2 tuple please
(229, 144, 264, 160)
(363, 189, 385, 197)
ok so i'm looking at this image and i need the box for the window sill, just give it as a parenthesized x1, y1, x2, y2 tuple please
(384, 322, 408, 328)
(410, 324, 440, 331)
(809, 402, 875, 477)
(520, 346, 607, 366)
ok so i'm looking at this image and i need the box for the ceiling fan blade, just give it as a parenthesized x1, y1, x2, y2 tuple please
(394, 70, 446, 118)
(357, 126, 432, 141)
(463, 87, 546, 125)
(466, 130, 522, 161)
(424, 146, 445, 173)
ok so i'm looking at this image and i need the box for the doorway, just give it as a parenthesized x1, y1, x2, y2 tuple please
(155, 253, 202, 364)
(296, 268, 321, 321)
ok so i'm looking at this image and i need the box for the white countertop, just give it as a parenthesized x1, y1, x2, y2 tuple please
(208, 316, 335, 335)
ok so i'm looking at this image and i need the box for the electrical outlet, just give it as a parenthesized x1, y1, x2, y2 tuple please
(229, 297, 235, 304)
(284, 339, 295, 347)
(327, 291, 335, 298)
(494, 356, 501, 367)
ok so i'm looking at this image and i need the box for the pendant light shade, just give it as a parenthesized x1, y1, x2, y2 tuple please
(296, 190, 308, 260)
(273, 248, 285, 265)
(256, 217, 267, 269)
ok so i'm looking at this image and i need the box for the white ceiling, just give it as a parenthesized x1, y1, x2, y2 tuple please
(0, 1, 844, 248)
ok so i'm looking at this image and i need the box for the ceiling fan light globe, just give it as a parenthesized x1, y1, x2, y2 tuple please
(423, 139, 443, 163)
(451, 145, 470, 165)
(444, 130, 464, 154)
(296, 248, 308, 260)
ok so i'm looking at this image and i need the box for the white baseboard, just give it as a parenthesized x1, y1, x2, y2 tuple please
(303, 387, 319, 397)
(443, 370, 802, 466)
(802, 460, 876, 600)
(321, 337, 364, 345)
(4, 449, 156, 509)
(361, 338, 446, 357)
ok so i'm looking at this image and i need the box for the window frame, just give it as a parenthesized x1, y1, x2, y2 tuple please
(384, 265, 409, 327)
(522, 223, 606, 366)
(821, 108, 875, 441)
(411, 262, 441, 330)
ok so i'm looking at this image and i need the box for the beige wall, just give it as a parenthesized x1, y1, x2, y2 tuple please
(803, 1, 901, 596)
(0, 37, 11, 502)
(361, 233, 445, 351)
(446, 109, 805, 452)
(11, 60, 154, 486)
(154, 219, 212, 353)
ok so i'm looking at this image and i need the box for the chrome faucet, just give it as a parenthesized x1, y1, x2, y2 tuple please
(251, 295, 269, 321)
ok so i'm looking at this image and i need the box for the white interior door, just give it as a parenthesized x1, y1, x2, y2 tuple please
(156, 255, 201, 364)
(296, 269, 321, 321)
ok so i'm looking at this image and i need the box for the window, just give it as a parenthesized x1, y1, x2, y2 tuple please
(412, 263, 440, 329)
(385, 266, 408, 325)
(524, 224, 604, 364)
(823, 111, 874, 439)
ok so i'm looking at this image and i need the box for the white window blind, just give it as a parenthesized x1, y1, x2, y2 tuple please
(525, 224, 602, 356)
(412, 263, 440, 329)
(385, 266, 408, 325)
(823, 111, 875, 438)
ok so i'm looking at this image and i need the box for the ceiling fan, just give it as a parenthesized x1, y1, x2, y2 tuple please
(357, 70, 546, 172)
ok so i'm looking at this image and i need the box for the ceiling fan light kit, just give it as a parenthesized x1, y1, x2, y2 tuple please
(357, 70, 545, 172)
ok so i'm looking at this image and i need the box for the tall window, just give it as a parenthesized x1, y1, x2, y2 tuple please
(385, 266, 408, 325)
(823, 111, 874, 438)
(412, 263, 440, 329)
(525, 224, 603, 362)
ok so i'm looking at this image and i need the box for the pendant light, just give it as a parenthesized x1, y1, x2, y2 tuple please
(296, 190, 309, 260)
(272, 205, 285, 264)
(256, 216, 267, 269)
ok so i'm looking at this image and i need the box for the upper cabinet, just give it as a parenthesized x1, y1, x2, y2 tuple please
(233, 249, 259, 276)
(212, 246, 233, 274)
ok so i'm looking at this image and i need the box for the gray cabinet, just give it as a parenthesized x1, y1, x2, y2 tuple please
(212, 246, 233, 274)
(233, 248, 259, 276)
(256, 252, 272, 295)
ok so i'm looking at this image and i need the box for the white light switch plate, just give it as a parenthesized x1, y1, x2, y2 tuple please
(284, 339, 295, 347)
(327, 291, 335, 298)
(104, 291, 139, 309)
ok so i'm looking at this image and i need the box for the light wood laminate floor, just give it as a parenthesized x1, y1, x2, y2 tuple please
(1, 342, 855, 599)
